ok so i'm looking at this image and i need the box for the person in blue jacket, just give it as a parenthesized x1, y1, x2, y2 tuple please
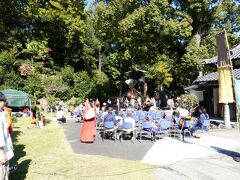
(191, 106, 209, 136)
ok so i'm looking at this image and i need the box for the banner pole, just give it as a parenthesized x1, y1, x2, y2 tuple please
(224, 29, 240, 131)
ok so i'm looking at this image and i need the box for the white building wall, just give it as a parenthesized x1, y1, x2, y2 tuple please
(189, 90, 204, 101)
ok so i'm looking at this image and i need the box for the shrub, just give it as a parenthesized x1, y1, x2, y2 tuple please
(179, 93, 199, 113)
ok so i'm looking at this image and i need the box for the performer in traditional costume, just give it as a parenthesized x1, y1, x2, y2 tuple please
(80, 99, 96, 143)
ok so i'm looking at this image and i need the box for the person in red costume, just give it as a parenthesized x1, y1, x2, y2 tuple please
(80, 98, 96, 143)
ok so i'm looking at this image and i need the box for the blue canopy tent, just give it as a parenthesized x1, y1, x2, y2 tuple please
(0, 89, 31, 107)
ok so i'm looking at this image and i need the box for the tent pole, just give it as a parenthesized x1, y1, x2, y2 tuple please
(30, 100, 31, 113)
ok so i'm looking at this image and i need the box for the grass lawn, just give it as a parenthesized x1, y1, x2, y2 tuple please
(10, 116, 155, 180)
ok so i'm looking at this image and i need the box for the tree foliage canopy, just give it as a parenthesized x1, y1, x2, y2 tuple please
(0, 0, 240, 102)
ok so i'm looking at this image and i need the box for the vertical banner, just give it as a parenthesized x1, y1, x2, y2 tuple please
(216, 31, 234, 103)
(216, 30, 234, 128)
(218, 66, 234, 103)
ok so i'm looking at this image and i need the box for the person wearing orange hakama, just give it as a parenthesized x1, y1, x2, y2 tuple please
(4, 106, 13, 135)
(80, 99, 96, 143)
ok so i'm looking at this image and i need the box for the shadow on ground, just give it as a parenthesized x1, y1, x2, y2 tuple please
(211, 146, 240, 162)
(62, 120, 154, 160)
(9, 129, 31, 180)
(43, 118, 51, 126)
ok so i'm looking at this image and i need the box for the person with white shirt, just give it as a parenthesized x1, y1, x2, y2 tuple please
(149, 103, 156, 111)
(0, 92, 14, 179)
(124, 113, 136, 129)
(56, 105, 65, 123)
(115, 113, 123, 127)
(137, 97, 142, 109)
(122, 112, 136, 140)
(167, 95, 175, 109)
(179, 107, 189, 118)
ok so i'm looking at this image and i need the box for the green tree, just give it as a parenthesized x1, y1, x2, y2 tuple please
(1, 0, 240, 102)
(145, 61, 173, 91)
(92, 0, 240, 93)
(24, 0, 87, 68)
(72, 71, 94, 100)
(42, 75, 68, 97)
(23, 72, 43, 100)
(60, 66, 75, 86)
(0, 47, 24, 90)
(90, 70, 112, 101)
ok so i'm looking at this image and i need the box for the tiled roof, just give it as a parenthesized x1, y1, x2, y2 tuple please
(194, 68, 240, 83)
(203, 44, 240, 65)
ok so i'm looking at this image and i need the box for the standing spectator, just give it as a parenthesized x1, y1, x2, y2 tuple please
(0, 92, 14, 179)
(137, 97, 142, 109)
(79, 103, 84, 117)
(150, 97, 156, 109)
(145, 95, 150, 105)
(107, 98, 112, 107)
(124, 98, 129, 108)
(116, 98, 120, 112)
(154, 91, 161, 108)
(174, 96, 180, 107)
(130, 97, 135, 108)
(95, 99, 100, 115)
(101, 102, 107, 111)
(167, 95, 175, 109)
(69, 105, 74, 117)
(95, 98, 100, 107)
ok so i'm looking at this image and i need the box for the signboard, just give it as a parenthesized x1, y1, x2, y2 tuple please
(234, 80, 240, 112)
(234, 80, 240, 129)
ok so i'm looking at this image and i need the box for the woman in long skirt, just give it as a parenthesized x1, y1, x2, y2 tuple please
(80, 99, 96, 143)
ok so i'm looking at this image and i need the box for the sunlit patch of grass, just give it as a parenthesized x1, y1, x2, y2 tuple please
(10, 117, 155, 180)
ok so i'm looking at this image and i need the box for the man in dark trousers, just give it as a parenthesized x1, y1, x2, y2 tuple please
(154, 91, 161, 109)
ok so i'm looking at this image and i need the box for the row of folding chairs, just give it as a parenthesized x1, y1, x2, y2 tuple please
(101, 119, 174, 142)
(98, 109, 172, 142)
(98, 110, 212, 142)
(97, 109, 168, 122)
(102, 118, 211, 142)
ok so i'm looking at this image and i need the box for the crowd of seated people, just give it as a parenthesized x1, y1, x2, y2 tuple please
(76, 96, 209, 142)
(96, 103, 210, 141)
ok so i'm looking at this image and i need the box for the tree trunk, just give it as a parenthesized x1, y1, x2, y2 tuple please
(98, 48, 102, 72)
(192, 16, 202, 47)
(194, 33, 201, 47)
(119, 82, 122, 98)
